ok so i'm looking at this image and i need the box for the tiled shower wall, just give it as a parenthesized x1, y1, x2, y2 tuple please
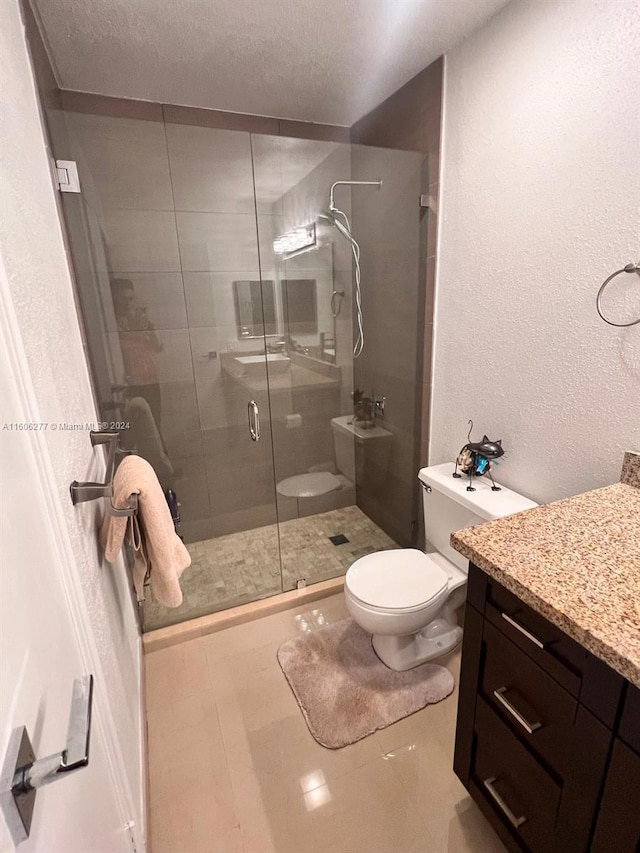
(351, 57, 443, 546)
(350, 145, 428, 546)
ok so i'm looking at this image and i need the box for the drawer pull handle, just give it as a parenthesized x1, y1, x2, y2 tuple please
(501, 612, 545, 649)
(483, 776, 527, 829)
(493, 686, 542, 735)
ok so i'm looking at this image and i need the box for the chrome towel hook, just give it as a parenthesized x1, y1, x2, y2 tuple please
(69, 430, 138, 516)
(596, 262, 640, 327)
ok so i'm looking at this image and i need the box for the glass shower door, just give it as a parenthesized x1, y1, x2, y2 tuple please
(54, 109, 284, 628)
(251, 133, 361, 590)
(145, 121, 284, 626)
(252, 134, 427, 590)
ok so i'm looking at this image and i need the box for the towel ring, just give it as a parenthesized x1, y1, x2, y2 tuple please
(596, 262, 640, 327)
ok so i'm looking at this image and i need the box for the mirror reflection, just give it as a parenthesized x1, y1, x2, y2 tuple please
(232, 245, 336, 362)
(233, 279, 276, 338)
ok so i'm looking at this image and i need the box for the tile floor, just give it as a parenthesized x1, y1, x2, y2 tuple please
(143, 506, 397, 631)
(146, 592, 508, 853)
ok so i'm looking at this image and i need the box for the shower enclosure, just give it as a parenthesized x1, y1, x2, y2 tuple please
(50, 104, 427, 630)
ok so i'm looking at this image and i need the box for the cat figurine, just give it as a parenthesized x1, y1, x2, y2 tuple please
(453, 421, 504, 492)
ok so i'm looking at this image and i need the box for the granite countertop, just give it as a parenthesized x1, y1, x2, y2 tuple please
(451, 454, 640, 688)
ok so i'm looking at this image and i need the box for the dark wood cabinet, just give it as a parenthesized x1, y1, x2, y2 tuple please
(591, 682, 640, 852)
(473, 696, 561, 853)
(454, 564, 636, 853)
(591, 739, 640, 852)
(618, 684, 640, 753)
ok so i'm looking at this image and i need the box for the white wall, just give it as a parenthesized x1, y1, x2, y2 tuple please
(432, 0, 640, 503)
(0, 0, 144, 846)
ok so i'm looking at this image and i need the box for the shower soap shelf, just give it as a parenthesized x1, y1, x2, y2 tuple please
(69, 430, 138, 517)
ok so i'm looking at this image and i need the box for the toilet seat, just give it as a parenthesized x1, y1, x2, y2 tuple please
(276, 471, 342, 498)
(345, 549, 449, 613)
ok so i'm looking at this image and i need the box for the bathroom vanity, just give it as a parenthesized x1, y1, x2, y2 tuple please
(450, 458, 640, 853)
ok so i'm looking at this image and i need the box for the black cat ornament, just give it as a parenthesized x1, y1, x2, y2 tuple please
(453, 421, 504, 492)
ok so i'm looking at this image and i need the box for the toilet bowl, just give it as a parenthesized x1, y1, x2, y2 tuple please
(344, 462, 537, 671)
(345, 548, 468, 670)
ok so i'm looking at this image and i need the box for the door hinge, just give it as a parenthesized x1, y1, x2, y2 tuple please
(55, 159, 81, 193)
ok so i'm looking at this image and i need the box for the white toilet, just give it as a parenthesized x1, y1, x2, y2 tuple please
(344, 462, 537, 671)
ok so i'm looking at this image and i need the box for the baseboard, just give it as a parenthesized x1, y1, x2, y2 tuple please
(143, 577, 345, 652)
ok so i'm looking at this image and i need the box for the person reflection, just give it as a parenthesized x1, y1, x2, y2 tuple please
(110, 278, 164, 431)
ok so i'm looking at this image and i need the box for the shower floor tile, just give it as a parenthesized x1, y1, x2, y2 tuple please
(142, 506, 397, 632)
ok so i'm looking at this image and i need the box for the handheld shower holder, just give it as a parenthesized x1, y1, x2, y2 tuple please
(324, 180, 382, 359)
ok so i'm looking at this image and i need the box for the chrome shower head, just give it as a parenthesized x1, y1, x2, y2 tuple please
(319, 209, 352, 242)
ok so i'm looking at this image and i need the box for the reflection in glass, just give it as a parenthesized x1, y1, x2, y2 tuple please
(233, 279, 277, 338)
(110, 278, 163, 425)
(282, 279, 318, 336)
(109, 278, 177, 484)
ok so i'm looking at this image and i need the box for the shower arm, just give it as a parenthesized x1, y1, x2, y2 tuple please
(329, 180, 382, 211)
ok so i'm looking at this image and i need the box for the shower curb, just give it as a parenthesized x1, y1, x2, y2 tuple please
(142, 577, 345, 652)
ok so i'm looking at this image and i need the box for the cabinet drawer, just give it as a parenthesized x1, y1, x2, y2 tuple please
(591, 739, 640, 853)
(484, 578, 585, 695)
(479, 570, 624, 727)
(482, 620, 577, 776)
(473, 696, 561, 853)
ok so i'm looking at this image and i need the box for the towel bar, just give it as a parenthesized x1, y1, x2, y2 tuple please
(70, 430, 138, 517)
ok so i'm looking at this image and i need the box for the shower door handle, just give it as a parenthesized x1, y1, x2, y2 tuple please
(248, 400, 260, 441)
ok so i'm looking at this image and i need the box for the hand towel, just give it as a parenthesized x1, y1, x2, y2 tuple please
(100, 455, 190, 607)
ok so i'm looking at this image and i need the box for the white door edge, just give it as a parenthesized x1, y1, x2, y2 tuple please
(0, 261, 146, 852)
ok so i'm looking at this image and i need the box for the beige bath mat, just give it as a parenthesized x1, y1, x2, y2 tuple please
(277, 618, 455, 749)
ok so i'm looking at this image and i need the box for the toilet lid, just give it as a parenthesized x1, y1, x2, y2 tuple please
(346, 549, 449, 611)
(276, 471, 341, 498)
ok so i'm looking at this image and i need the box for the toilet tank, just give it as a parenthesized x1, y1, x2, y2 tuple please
(331, 416, 392, 483)
(418, 462, 538, 573)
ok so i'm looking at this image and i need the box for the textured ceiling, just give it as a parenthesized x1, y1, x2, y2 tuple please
(34, 0, 510, 126)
